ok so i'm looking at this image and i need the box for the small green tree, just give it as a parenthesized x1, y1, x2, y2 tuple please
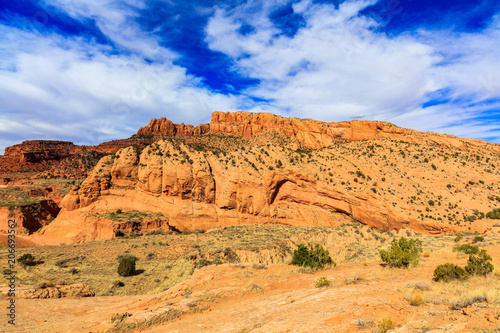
(474, 235, 484, 242)
(466, 249, 494, 276)
(291, 244, 334, 269)
(379, 237, 422, 268)
(18, 253, 36, 266)
(486, 208, 500, 219)
(453, 244, 479, 255)
(118, 257, 136, 277)
(434, 263, 469, 282)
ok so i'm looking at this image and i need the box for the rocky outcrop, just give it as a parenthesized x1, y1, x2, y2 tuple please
(0, 138, 155, 175)
(4, 111, 498, 175)
(0, 199, 60, 234)
(44, 137, 470, 243)
(209, 111, 500, 151)
(0, 141, 81, 172)
(138, 112, 500, 152)
(16, 112, 500, 243)
(137, 118, 210, 137)
(71, 215, 174, 243)
(14, 283, 95, 299)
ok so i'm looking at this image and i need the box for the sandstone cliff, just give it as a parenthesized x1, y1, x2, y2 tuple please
(43, 118, 500, 243)
(137, 118, 210, 137)
(139, 111, 500, 153)
(0, 199, 60, 234)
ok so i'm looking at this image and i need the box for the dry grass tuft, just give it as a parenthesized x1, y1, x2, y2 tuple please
(376, 318, 396, 333)
(408, 294, 426, 306)
(428, 275, 500, 310)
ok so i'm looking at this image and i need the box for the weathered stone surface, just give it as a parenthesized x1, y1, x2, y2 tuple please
(137, 118, 210, 137)
(209, 111, 500, 151)
(17, 283, 95, 299)
(0, 138, 154, 175)
(0, 199, 60, 234)
(21, 112, 500, 243)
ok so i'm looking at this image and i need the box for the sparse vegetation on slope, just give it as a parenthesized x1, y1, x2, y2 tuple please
(379, 237, 423, 268)
(291, 243, 334, 270)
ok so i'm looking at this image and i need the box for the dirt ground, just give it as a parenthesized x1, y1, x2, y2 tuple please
(2, 229, 499, 333)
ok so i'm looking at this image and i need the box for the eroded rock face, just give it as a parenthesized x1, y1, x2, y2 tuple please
(0, 141, 80, 172)
(0, 138, 154, 175)
(137, 118, 210, 137)
(138, 111, 500, 153)
(209, 111, 500, 152)
(16, 283, 95, 299)
(36, 112, 500, 242)
(0, 199, 60, 234)
(50, 141, 453, 241)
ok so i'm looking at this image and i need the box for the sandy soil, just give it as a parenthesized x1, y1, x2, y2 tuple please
(2, 231, 499, 333)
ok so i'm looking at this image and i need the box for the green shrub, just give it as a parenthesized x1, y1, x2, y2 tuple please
(18, 253, 40, 267)
(433, 263, 469, 282)
(454, 234, 463, 242)
(474, 235, 484, 242)
(379, 237, 422, 268)
(486, 208, 500, 219)
(291, 244, 334, 269)
(453, 244, 479, 255)
(118, 257, 136, 277)
(314, 277, 331, 288)
(465, 250, 494, 276)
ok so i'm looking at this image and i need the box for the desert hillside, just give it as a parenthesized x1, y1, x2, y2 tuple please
(29, 111, 500, 245)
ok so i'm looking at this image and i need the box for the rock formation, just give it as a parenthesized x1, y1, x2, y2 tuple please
(42, 110, 500, 244)
(5, 111, 499, 243)
(0, 199, 60, 234)
(3, 111, 497, 175)
(15, 283, 95, 299)
(138, 111, 500, 152)
(0, 138, 154, 175)
(137, 118, 210, 137)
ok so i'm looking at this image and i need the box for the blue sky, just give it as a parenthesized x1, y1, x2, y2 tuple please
(1, 0, 499, 153)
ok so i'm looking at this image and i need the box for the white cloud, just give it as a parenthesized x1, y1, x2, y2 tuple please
(45, 0, 170, 61)
(0, 25, 240, 153)
(205, 0, 500, 141)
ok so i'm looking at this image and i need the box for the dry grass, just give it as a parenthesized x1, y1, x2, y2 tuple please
(376, 318, 396, 333)
(93, 210, 164, 222)
(0, 186, 46, 207)
(408, 294, 426, 306)
(0, 224, 394, 296)
(314, 277, 331, 288)
(426, 274, 500, 309)
(406, 280, 433, 291)
(0, 177, 82, 207)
